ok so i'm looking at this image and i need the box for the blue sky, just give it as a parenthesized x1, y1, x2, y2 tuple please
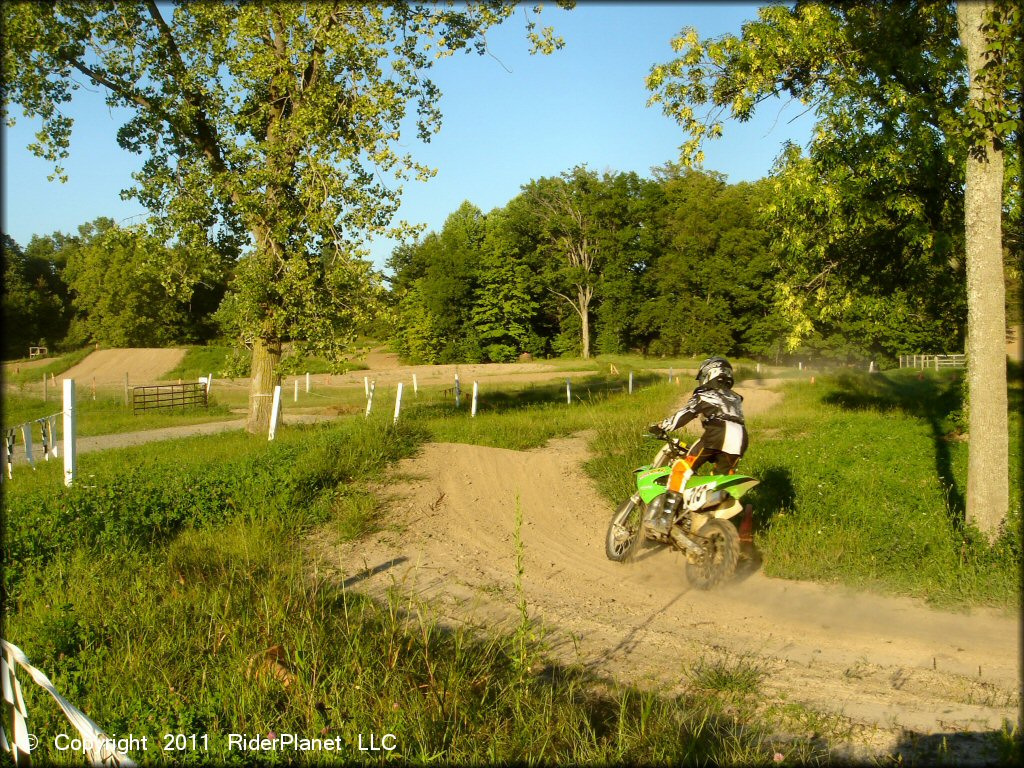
(2, 3, 815, 271)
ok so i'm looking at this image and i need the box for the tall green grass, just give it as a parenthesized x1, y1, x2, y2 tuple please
(3, 386, 823, 764)
(4, 367, 1018, 764)
(741, 370, 1021, 609)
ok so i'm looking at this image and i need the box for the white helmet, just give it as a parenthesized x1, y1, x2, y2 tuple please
(696, 356, 733, 388)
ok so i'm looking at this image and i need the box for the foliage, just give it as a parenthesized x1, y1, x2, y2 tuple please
(645, 0, 1020, 355)
(388, 165, 791, 364)
(62, 218, 225, 346)
(1, 232, 70, 358)
(2, 2, 572, 430)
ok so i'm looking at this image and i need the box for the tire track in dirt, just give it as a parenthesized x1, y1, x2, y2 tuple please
(315, 380, 1020, 759)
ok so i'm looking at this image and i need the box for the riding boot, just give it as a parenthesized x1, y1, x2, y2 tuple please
(649, 491, 682, 534)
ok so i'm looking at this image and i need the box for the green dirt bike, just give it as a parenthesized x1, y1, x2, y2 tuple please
(604, 430, 759, 589)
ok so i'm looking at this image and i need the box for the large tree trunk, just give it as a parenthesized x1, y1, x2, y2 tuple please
(958, 0, 1008, 542)
(247, 335, 282, 435)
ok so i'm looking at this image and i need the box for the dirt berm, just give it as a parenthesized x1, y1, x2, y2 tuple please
(317, 380, 1020, 761)
(61, 348, 187, 386)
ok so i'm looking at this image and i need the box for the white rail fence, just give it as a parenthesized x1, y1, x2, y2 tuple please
(2, 640, 135, 766)
(2, 380, 77, 486)
(899, 354, 966, 370)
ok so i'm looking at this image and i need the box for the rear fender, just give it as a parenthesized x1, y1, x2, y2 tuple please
(707, 498, 743, 520)
(685, 474, 759, 499)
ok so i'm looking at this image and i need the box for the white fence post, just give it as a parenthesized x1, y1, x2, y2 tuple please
(393, 382, 404, 424)
(206, 373, 213, 395)
(413, 373, 418, 397)
(471, 381, 479, 417)
(268, 385, 282, 440)
(63, 379, 77, 487)
(306, 372, 310, 393)
(365, 381, 375, 417)
(2, 640, 137, 766)
(566, 378, 572, 405)
(455, 373, 461, 408)
(294, 379, 299, 403)
(628, 371, 633, 394)
(364, 376, 369, 398)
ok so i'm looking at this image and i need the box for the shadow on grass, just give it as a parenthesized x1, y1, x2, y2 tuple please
(413, 372, 664, 416)
(745, 466, 797, 526)
(822, 372, 966, 531)
(892, 727, 1019, 767)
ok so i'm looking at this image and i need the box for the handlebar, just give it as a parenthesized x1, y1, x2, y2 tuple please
(643, 430, 689, 454)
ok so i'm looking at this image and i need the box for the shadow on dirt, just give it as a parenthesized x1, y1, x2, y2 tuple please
(324, 569, 811, 763)
(581, 588, 691, 671)
(822, 371, 967, 531)
(341, 556, 410, 589)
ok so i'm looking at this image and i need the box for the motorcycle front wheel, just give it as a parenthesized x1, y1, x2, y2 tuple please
(605, 496, 644, 562)
(684, 518, 739, 589)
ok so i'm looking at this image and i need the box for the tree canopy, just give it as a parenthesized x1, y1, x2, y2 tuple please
(2, 0, 571, 430)
(646, 0, 1021, 538)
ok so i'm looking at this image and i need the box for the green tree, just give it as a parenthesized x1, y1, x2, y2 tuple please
(3, 1, 569, 432)
(647, 0, 1020, 537)
(523, 166, 608, 359)
(471, 207, 538, 362)
(62, 219, 210, 347)
(590, 171, 660, 356)
(1, 232, 70, 358)
(636, 166, 778, 358)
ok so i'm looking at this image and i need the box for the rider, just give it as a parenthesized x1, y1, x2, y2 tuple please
(648, 356, 748, 500)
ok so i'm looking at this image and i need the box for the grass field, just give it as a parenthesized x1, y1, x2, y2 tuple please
(1, 362, 1019, 764)
(743, 369, 1021, 609)
(3, 376, 832, 765)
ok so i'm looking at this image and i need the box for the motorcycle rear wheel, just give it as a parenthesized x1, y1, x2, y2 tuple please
(684, 518, 739, 589)
(605, 497, 644, 561)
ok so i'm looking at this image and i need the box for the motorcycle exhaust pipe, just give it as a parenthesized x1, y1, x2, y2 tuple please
(670, 527, 704, 555)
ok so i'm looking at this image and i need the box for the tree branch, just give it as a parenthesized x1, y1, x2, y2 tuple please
(142, 1, 229, 175)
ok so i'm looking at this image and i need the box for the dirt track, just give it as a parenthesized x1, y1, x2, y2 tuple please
(61, 348, 187, 386)
(317, 380, 1020, 760)
(12, 349, 1020, 757)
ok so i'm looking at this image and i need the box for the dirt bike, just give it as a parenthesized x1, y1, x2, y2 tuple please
(604, 430, 759, 589)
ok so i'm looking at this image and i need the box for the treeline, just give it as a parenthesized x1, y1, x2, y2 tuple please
(3, 165, 990, 366)
(385, 164, 970, 365)
(2, 217, 229, 359)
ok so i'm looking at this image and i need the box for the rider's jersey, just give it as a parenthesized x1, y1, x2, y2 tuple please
(657, 385, 747, 456)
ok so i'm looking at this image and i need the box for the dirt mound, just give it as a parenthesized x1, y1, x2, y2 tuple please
(61, 348, 187, 386)
(317, 381, 1019, 758)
